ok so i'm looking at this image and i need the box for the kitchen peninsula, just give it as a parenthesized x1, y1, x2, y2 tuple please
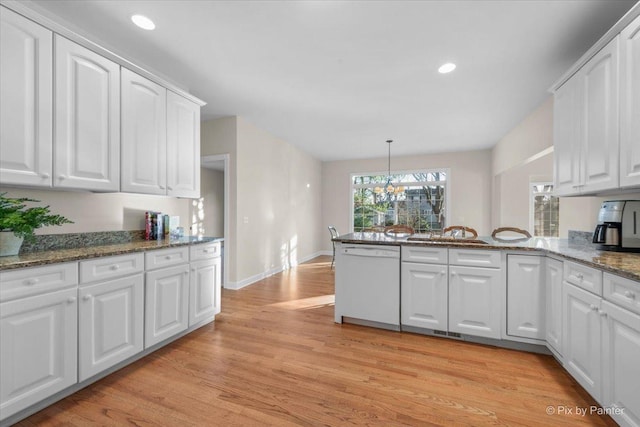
(333, 232, 640, 427)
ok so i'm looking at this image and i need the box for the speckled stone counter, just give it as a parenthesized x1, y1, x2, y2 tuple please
(0, 236, 223, 271)
(334, 233, 640, 281)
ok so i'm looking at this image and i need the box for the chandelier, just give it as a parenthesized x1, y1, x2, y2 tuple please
(374, 139, 405, 202)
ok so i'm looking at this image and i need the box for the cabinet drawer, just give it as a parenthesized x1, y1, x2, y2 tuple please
(401, 246, 447, 264)
(563, 261, 602, 295)
(80, 253, 144, 285)
(145, 247, 189, 270)
(190, 242, 221, 261)
(0, 262, 78, 302)
(603, 273, 640, 315)
(449, 249, 501, 268)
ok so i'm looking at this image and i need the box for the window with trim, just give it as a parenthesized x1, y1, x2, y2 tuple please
(531, 182, 559, 237)
(351, 170, 448, 233)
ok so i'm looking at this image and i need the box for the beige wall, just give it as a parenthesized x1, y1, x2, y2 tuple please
(192, 167, 224, 237)
(0, 187, 191, 235)
(492, 97, 553, 175)
(201, 116, 323, 287)
(492, 95, 640, 237)
(321, 149, 493, 251)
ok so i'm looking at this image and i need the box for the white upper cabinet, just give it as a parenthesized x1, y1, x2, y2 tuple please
(167, 91, 201, 198)
(121, 69, 167, 195)
(580, 37, 619, 194)
(553, 37, 619, 196)
(620, 15, 640, 188)
(553, 77, 582, 196)
(0, 7, 53, 187)
(54, 36, 120, 191)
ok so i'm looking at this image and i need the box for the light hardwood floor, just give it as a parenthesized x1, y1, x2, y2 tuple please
(18, 256, 615, 426)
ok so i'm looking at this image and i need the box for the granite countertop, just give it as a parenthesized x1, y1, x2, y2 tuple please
(334, 232, 640, 281)
(0, 236, 223, 271)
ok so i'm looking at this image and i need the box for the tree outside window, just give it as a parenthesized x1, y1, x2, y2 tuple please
(352, 171, 448, 233)
(531, 183, 559, 237)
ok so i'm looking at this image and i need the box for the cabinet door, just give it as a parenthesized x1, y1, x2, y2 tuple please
(563, 282, 602, 403)
(145, 264, 189, 348)
(54, 35, 120, 191)
(507, 255, 545, 340)
(602, 301, 640, 427)
(0, 288, 77, 420)
(449, 266, 502, 339)
(401, 262, 447, 331)
(189, 257, 221, 327)
(580, 37, 620, 194)
(620, 15, 640, 188)
(167, 91, 200, 198)
(0, 6, 53, 187)
(121, 69, 167, 195)
(78, 274, 144, 382)
(545, 258, 564, 357)
(553, 77, 582, 196)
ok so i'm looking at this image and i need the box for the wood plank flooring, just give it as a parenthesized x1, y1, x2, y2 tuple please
(17, 256, 616, 426)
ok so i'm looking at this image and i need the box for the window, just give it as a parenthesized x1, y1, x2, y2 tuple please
(531, 183, 559, 237)
(351, 170, 448, 233)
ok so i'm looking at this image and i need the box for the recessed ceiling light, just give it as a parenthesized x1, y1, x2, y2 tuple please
(438, 63, 456, 74)
(131, 14, 155, 30)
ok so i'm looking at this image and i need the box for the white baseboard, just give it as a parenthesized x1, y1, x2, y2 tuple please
(224, 251, 330, 290)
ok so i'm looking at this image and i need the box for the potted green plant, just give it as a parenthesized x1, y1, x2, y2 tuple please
(0, 193, 73, 256)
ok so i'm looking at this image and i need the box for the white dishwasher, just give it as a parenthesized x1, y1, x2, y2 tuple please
(334, 244, 401, 330)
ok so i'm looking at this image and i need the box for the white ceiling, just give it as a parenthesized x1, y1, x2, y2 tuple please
(27, 0, 637, 161)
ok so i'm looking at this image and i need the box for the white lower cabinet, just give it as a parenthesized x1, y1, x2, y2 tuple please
(507, 255, 545, 340)
(0, 288, 77, 419)
(401, 262, 448, 330)
(563, 282, 603, 403)
(78, 274, 144, 381)
(545, 258, 564, 357)
(602, 300, 640, 427)
(145, 264, 190, 348)
(189, 256, 221, 326)
(449, 265, 502, 339)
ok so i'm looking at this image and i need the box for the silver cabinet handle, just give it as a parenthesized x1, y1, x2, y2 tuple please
(599, 310, 607, 318)
(41, 173, 50, 179)
(67, 297, 76, 304)
(58, 175, 67, 180)
(26, 278, 39, 285)
(110, 264, 120, 271)
(83, 295, 92, 301)
(624, 290, 636, 299)
(590, 304, 598, 311)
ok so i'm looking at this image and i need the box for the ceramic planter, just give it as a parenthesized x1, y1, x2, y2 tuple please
(0, 231, 24, 256)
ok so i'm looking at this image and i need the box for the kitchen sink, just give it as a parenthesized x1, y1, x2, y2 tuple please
(405, 236, 489, 245)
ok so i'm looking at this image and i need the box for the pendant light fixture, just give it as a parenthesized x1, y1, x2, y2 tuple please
(374, 140, 405, 202)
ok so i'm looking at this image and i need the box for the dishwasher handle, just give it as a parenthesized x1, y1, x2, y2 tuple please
(341, 246, 400, 258)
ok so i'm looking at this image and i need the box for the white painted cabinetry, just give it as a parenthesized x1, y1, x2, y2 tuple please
(0, 264, 78, 420)
(78, 254, 144, 382)
(121, 68, 167, 195)
(448, 250, 502, 339)
(401, 247, 448, 331)
(545, 257, 564, 358)
(620, 15, 640, 188)
(552, 77, 582, 195)
(145, 248, 190, 348)
(553, 37, 620, 195)
(54, 35, 120, 191)
(602, 273, 640, 427)
(563, 281, 604, 403)
(0, 6, 53, 187)
(167, 91, 201, 198)
(507, 255, 545, 340)
(189, 244, 222, 326)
